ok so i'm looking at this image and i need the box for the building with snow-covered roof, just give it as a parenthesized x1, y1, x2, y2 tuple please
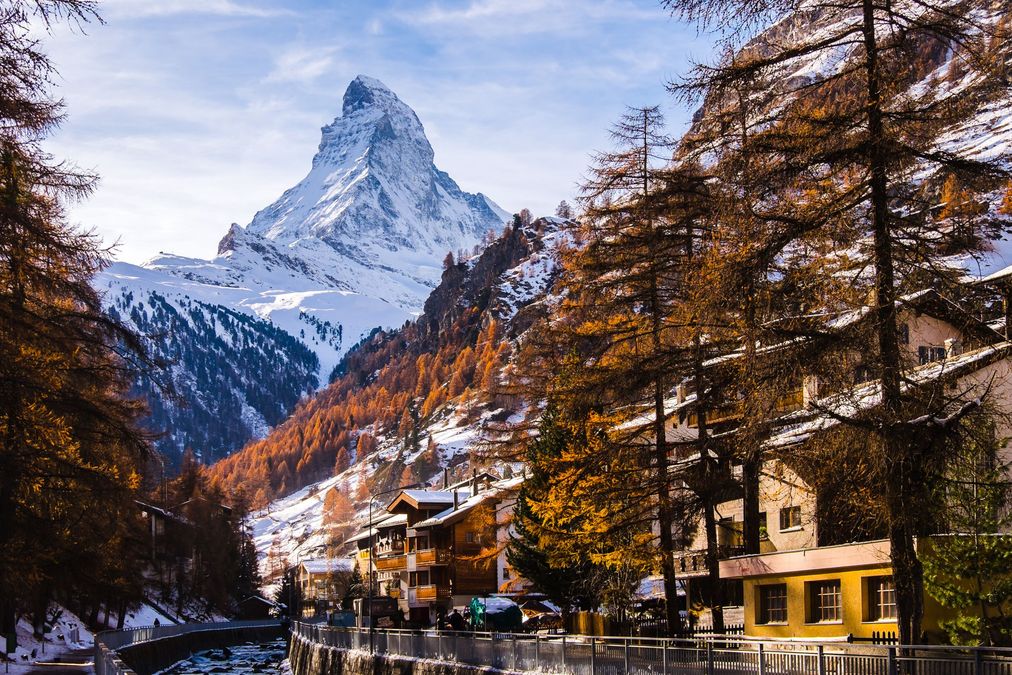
(631, 286, 1012, 641)
(295, 557, 355, 618)
(344, 472, 520, 626)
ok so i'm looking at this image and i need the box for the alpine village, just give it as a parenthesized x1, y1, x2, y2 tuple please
(3, 0, 1012, 674)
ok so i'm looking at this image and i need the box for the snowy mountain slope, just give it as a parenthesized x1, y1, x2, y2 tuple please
(219, 218, 568, 575)
(687, 3, 1012, 275)
(99, 75, 510, 463)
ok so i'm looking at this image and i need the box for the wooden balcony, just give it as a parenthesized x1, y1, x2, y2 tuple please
(374, 554, 407, 571)
(415, 548, 451, 566)
(414, 584, 451, 602)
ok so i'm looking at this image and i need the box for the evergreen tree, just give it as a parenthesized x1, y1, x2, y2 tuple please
(924, 414, 1012, 646)
(666, 0, 1010, 643)
(0, 0, 153, 640)
(507, 404, 603, 616)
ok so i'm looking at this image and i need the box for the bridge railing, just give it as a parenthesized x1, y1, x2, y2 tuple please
(292, 622, 1012, 675)
(95, 620, 282, 675)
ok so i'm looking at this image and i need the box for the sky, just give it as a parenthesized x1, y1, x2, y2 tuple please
(42, 0, 714, 264)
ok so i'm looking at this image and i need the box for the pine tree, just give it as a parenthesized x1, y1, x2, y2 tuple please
(543, 107, 714, 634)
(666, 0, 1010, 643)
(0, 0, 153, 640)
(507, 403, 607, 617)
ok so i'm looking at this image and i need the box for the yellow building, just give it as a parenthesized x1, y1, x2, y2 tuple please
(661, 288, 1012, 641)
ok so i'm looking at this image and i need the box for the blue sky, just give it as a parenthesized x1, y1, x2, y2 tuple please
(43, 0, 713, 263)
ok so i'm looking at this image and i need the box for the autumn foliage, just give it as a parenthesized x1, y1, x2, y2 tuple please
(209, 220, 539, 506)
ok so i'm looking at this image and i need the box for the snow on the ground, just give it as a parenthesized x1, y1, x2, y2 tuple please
(121, 602, 177, 629)
(2, 606, 93, 673)
(248, 404, 505, 587)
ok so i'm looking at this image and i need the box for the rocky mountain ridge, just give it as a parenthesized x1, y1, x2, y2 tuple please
(99, 75, 509, 465)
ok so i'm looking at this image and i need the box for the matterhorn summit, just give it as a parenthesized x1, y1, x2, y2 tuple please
(96, 75, 509, 463)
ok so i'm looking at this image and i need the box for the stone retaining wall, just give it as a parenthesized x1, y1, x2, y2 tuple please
(288, 632, 523, 675)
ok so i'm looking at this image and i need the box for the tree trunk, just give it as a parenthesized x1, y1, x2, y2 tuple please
(862, 0, 922, 647)
(653, 379, 682, 636)
(116, 601, 126, 631)
(702, 496, 725, 633)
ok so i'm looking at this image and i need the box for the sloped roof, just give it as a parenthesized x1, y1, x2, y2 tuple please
(766, 341, 1012, 449)
(344, 513, 408, 545)
(412, 476, 523, 529)
(300, 558, 354, 574)
(387, 489, 471, 512)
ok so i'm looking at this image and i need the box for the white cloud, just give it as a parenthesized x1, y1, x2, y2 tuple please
(100, 0, 290, 19)
(266, 46, 342, 83)
(39, 0, 712, 263)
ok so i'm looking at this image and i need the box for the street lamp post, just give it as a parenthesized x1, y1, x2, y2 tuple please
(367, 482, 421, 654)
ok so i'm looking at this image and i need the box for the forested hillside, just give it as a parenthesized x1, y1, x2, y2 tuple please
(209, 215, 565, 506)
(107, 289, 320, 466)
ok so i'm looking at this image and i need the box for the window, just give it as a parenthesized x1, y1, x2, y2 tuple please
(899, 323, 910, 345)
(808, 580, 842, 623)
(759, 512, 768, 540)
(918, 345, 947, 365)
(409, 571, 430, 587)
(757, 584, 787, 624)
(854, 364, 872, 384)
(867, 576, 897, 621)
(465, 531, 476, 544)
(779, 506, 802, 531)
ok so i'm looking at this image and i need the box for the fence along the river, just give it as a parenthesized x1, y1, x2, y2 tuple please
(292, 621, 1012, 675)
(95, 620, 283, 675)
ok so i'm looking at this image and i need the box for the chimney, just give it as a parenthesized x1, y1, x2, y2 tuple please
(472, 468, 478, 494)
(453, 490, 459, 510)
(442, 468, 449, 489)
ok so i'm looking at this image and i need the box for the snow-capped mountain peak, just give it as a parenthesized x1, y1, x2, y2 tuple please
(239, 75, 508, 281)
(98, 75, 510, 464)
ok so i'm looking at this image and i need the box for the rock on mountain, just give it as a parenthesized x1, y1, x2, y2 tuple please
(99, 75, 509, 465)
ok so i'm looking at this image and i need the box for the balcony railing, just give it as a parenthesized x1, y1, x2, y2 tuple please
(374, 540, 406, 556)
(413, 584, 451, 602)
(374, 554, 407, 571)
(415, 548, 451, 566)
(674, 546, 745, 576)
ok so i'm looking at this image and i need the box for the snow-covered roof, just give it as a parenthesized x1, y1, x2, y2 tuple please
(300, 558, 354, 575)
(767, 341, 1012, 449)
(412, 477, 523, 529)
(344, 513, 408, 544)
(388, 489, 471, 512)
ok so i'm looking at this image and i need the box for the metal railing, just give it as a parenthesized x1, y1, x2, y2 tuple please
(95, 620, 281, 675)
(292, 622, 1012, 674)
